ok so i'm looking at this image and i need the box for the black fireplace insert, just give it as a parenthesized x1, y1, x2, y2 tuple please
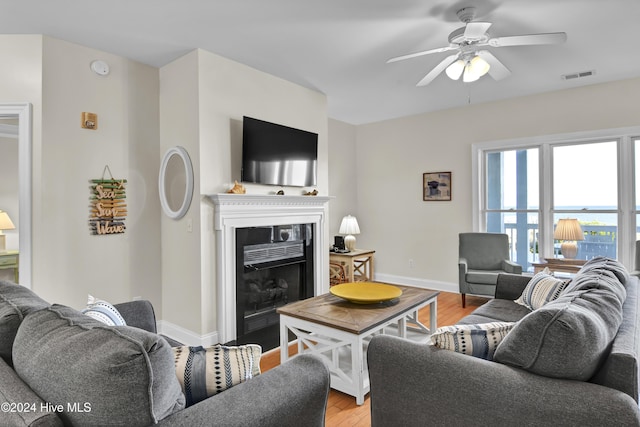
(232, 224, 314, 351)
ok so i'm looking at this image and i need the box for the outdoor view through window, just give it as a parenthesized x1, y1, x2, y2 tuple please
(484, 139, 633, 272)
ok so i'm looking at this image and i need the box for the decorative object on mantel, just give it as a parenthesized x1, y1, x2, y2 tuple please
(303, 189, 318, 196)
(276, 189, 285, 195)
(226, 180, 246, 194)
(89, 166, 127, 235)
(423, 171, 452, 201)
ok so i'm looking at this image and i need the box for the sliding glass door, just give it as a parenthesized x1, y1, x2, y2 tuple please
(485, 148, 539, 270)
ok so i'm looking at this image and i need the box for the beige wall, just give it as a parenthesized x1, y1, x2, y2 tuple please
(32, 37, 161, 310)
(158, 51, 202, 335)
(160, 49, 328, 342)
(349, 77, 640, 292)
(327, 118, 358, 238)
(0, 35, 328, 343)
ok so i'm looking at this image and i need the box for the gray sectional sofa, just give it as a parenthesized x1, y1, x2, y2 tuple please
(0, 281, 330, 427)
(368, 257, 640, 426)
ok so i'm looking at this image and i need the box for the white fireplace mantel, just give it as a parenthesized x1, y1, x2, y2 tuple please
(207, 193, 331, 344)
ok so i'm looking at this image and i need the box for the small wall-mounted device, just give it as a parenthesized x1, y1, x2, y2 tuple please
(90, 60, 110, 76)
(81, 112, 98, 130)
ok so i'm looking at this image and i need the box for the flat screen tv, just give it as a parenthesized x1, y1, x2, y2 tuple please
(241, 116, 318, 187)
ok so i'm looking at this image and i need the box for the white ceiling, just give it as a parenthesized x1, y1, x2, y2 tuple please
(3, 0, 640, 124)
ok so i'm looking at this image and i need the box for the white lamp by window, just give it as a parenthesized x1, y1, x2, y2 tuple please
(339, 215, 360, 251)
(553, 218, 584, 259)
(0, 210, 15, 253)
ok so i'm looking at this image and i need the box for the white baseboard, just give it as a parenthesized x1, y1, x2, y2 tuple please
(374, 273, 458, 294)
(158, 320, 219, 347)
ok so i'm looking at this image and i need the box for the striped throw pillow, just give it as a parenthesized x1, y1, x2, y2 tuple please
(515, 268, 569, 310)
(173, 344, 262, 406)
(81, 294, 126, 326)
(431, 322, 516, 360)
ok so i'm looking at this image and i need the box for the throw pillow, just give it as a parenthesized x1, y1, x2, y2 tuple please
(173, 344, 262, 406)
(81, 294, 126, 326)
(430, 322, 516, 361)
(515, 268, 569, 310)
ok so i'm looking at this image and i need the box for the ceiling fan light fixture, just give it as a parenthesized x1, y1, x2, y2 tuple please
(462, 66, 480, 82)
(463, 55, 490, 82)
(469, 55, 491, 76)
(445, 59, 465, 80)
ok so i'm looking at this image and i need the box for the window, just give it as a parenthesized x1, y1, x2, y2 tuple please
(485, 149, 539, 269)
(475, 128, 639, 272)
(553, 141, 618, 260)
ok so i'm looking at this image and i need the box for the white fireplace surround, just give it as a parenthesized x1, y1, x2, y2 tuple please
(207, 193, 331, 344)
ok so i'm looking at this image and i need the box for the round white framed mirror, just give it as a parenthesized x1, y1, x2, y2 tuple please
(159, 146, 194, 220)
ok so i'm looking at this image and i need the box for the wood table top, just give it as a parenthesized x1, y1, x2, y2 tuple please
(277, 284, 439, 334)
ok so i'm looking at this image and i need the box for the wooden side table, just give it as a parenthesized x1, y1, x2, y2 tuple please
(532, 258, 585, 275)
(0, 250, 19, 283)
(329, 249, 375, 282)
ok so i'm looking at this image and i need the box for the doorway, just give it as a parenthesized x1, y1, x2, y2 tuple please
(0, 104, 32, 287)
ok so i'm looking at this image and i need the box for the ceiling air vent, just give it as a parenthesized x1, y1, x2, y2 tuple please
(561, 70, 596, 80)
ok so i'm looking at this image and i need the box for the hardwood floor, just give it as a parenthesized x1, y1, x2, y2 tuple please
(260, 290, 489, 427)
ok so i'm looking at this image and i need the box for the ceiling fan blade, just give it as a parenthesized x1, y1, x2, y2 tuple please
(477, 51, 511, 81)
(464, 22, 492, 40)
(416, 54, 459, 87)
(387, 46, 456, 63)
(488, 32, 567, 47)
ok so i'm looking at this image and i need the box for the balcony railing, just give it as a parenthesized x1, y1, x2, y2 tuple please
(502, 223, 618, 272)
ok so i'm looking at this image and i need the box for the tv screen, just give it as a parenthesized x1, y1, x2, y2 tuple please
(241, 116, 318, 187)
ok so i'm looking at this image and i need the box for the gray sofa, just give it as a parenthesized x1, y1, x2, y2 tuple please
(0, 281, 330, 427)
(368, 257, 640, 426)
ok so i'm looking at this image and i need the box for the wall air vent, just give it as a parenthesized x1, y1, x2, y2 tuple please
(561, 70, 596, 80)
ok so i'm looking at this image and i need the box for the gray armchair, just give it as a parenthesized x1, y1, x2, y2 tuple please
(458, 232, 522, 307)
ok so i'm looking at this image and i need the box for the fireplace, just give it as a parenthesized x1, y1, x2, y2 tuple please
(208, 194, 330, 347)
(233, 224, 314, 350)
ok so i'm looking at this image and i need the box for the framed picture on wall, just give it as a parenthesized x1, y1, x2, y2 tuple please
(423, 172, 451, 201)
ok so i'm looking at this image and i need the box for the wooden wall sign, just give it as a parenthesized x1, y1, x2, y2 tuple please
(89, 166, 128, 235)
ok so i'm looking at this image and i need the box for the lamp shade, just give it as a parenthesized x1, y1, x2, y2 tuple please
(339, 215, 360, 235)
(553, 219, 584, 241)
(339, 215, 360, 251)
(554, 218, 583, 259)
(445, 59, 465, 80)
(0, 211, 15, 231)
(463, 55, 490, 83)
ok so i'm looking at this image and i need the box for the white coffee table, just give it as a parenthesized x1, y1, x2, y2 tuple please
(277, 284, 438, 405)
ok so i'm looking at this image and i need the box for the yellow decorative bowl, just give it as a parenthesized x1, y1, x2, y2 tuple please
(330, 282, 403, 304)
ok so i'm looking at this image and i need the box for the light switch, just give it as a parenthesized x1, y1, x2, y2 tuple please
(81, 112, 98, 130)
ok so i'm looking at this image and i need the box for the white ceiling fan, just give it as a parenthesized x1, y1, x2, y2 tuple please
(388, 6, 567, 86)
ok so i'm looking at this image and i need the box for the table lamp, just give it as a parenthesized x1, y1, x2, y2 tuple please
(553, 218, 584, 259)
(339, 215, 360, 251)
(0, 210, 15, 253)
